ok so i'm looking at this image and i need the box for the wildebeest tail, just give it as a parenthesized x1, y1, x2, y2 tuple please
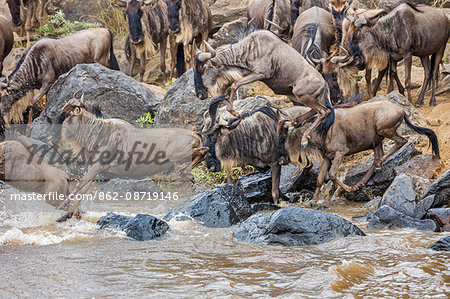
(108, 30, 120, 71)
(403, 115, 439, 158)
(176, 43, 185, 77)
(316, 87, 335, 136)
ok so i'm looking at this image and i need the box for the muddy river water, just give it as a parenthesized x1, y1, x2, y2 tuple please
(0, 189, 448, 298)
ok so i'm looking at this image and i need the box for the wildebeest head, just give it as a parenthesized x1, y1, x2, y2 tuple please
(193, 42, 235, 100)
(165, 0, 182, 34)
(113, 0, 148, 45)
(6, 0, 23, 27)
(290, 0, 302, 25)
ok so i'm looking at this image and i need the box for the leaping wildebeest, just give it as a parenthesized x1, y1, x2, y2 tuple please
(54, 97, 209, 221)
(165, 0, 212, 76)
(247, 0, 291, 40)
(113, 0, 170, 81)
(334, 3, 450, 106)
(280, 100, 440, 202)
(0, 15, 14, 77)
(193, 30, 334, 148)
(0, 28, 120, 125)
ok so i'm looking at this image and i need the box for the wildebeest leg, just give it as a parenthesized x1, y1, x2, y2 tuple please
(312, 157, 331, 203)
(429, 46, 445, 106)
(391, 60, 404, 95)
(228, 72, 266, 116)
(129, 43, 137, 77)
(271, 163, 281, 205)
(160, 37, 167, 81)
(416, 56, 430, 107)
(25, 0, 35, 47)
(365, 68, 373, 98)
(169, 35, 177, 78)
(138, 50, 145, 82)
(29, 81, 52, 107)
(184, 43, 192, 70)
(372, 67, 387, 97)
(329, 151, 356, 192)
(355, 144, 383, 187)
(56, 164, 105, 222)
(378, 131, 407, 165)
(404, 53, 413, 103)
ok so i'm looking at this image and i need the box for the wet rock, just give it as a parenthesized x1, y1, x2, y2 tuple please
(285, 163, 320, 193)
(210, 18, 249, 48)
(209, 0, 247, 34)
(379, 174, 431, 218)
(426, 208, 450, 232)
(421, 169, 450, 209)
(164, 184, 252, 228)
(233, 206, 366, 246)
(279, 164, 301, 193)
(427, 236, 450, 251)
(343, 142, 420, 201)
(352, 210, 375, 222)
(99, 178, 161, 196)
(364, 196, 382, 209)
(366, 205, 437, 231)
(251, 202, 280, 213)
(30, 63, 161, 141)
(97, 213, 169, 241)
(395, 155, 440, 180)
(368, 91, 426, 135)
(237, 171, 272, 203)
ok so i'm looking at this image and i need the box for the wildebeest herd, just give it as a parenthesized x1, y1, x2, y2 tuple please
(0, 0, 447, 221)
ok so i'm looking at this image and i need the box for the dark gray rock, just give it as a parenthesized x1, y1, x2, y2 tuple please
(422, 169, 450, 209)
(155, 69, 209, 131)
(30, 63, 161, 141)
(395, 155, 440, 180)
(97, 213, 169, 241)
(352, 210, 376, 222)
(279, 164, 302, 193)
(426, 208, 450, 232)
(233, 206, 366, 246)
(427, 236, 450, 251)
(210, 0, 247, 34)
(364, 196, 382, 209)
(366, 205, 437, 231)
(379, 174, 424, 218)
(210, 17, 248, 48)
(164, 184, 252, 228)
(284, 163, 320, 193)
(343, 142, 420, 201)
(237, 171, 272, 203)
(99, 178, 161, 196)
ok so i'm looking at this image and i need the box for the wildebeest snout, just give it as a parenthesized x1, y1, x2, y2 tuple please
(205, 157, 221, 172)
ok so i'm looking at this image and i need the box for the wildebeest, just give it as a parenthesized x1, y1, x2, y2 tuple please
(201, 96, 309, 204)
(280, 100, 439, 202)
(0, 15, 14, 77)
(54, 97, 209, 221)
(297, 0, 329, 16)
(0, 139, 69, 207)
(165, 0, 212, 75)
(290, 0, 302, 25)
(247, 0, 291, 40)
(6, 0, 44, 46)
(113, 0, 170, 81)
(292, 7, 334, 66)
(193, 30, 334, 148)
(0, 28, 120, 125)
(336, 4, 450, 106)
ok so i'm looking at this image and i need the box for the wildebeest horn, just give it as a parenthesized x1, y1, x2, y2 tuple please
(193, 40, 201, 55)
(247, 17, 255, 26)
(266, 19, 283, 31)
(197, 53, 212, 62)
(337, 56, 354, 67)
(310, 56, 325, 65)
(339, 46, 350, 56)
(203, 41, 216, 58)
(331, 55, 350, 64)
(345, 13, 356, 23)
(355, 12, 370, 27)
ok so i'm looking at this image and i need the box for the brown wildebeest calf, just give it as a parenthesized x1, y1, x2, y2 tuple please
(281, 100, 440, 202)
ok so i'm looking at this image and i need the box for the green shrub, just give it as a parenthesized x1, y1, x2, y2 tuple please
(137, 112, 156, 128)
(36, 11, 97, 38)
(192, 162, 256, 187)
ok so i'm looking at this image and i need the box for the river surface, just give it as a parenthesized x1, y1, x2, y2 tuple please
(0, 185, 449, 298)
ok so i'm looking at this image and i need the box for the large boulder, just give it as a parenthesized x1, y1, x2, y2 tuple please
(427, 235, 450, 251)
(164, 184, 253, 228)
(379, 174, 431, 219)
(155, 69, 209, 131)
(209, 0, 248, 34)
(30, 63, 161, 141)
(343, 142, 420, 201)
(421, 169, 450, 210)
(233, 206, 366, 246)
(426, 208, 450, 232)
(368, 91, 426, 135)
(97, 213, 169, 241)
(209, 18, 248, 48)
(237, 171, 272, 203)
(394, 155, 440, 180)
(366, 205, 437, 231)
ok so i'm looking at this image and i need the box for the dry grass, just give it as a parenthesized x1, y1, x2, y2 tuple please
(94, 1, 128, 38)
